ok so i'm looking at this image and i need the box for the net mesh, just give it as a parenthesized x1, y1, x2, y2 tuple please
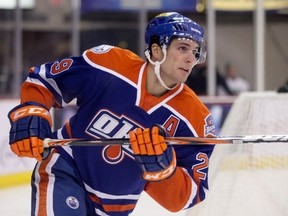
(186, 92, 288, 216)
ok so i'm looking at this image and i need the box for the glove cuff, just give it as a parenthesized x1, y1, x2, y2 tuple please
(8, 102, 52, 126)
(142, 149, 177, 181)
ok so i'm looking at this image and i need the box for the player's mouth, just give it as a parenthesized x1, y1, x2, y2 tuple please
(180, 67, 190, 73)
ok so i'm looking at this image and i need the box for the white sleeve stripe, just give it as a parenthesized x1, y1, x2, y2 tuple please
(33, 163, 41, 215)
(26, 77, 46, 88)
(84, 182, 141, 200)
(57, 128, 74, 157)
(95, 208, 110, 216)
(183, 168, 198, 209)
(27, 65, 64, 106)
(38, 64, 63, 100)
(33, 153, 59, 216)
(46, 154, 59, 216)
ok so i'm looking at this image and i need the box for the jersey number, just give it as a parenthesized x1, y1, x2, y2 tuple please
(50, 59, 73, 75)
(192, 153, 209, 181)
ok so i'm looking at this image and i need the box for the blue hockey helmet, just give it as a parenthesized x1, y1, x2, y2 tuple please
(145, 12, 206, 63)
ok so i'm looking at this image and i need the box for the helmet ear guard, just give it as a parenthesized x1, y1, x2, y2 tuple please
(196, 40, 206, 64)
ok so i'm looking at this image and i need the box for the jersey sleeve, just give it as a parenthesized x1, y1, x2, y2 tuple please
(20, 80, 55, 109)
(145, 145, 214, 212)
(145, 110, 216, 212)
(21, 54, 97, 109)
(21, 45, 143, 109)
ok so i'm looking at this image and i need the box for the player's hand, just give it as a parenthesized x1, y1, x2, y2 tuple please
(129, 126, 176, 181)
(8, 102, 52, 161)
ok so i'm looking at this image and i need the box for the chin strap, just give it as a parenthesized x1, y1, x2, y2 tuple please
(145, 45, 177, 90)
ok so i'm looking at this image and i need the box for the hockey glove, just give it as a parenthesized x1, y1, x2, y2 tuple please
(129, 126, 176, 181)
(8, 102, 52, 161)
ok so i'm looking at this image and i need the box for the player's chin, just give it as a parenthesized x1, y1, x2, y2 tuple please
(179, 69, 190, 78)
(178, 74, 190, 83)
(174, 78, 187, 85)
(173, 71, 190, 84)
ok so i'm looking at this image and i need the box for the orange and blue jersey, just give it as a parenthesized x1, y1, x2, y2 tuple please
(22, 44, 216, 215)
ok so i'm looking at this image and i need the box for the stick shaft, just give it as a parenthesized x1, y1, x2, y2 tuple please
(43, 135, 288, 147)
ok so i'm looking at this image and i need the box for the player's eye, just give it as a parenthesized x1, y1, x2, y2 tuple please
(193, 50, 200, 59)
(179, 46, 189, 52)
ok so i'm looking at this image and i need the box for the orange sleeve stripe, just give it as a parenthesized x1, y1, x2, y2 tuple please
(21, 82, 55, 109)
(37, 152, 55, 216)
(65, 122, 72, 138)
(145, 167, 192, 212)
(89, 193, 136, 212)
(88, 193, 101, 204)
(102, 203, 136, 212)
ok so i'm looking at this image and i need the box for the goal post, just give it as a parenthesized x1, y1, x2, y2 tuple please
(221, 91, 288, 136)
(186, 91, 288, 216)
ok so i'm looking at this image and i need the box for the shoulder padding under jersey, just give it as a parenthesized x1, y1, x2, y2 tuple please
(83, 45, 145, 84)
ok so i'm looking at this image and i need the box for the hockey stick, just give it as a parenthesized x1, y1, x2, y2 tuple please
(43, 135, 288, 147)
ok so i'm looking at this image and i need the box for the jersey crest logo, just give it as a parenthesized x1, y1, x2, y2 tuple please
(102, 145, 125, 164)
(85, 109, 139, 164)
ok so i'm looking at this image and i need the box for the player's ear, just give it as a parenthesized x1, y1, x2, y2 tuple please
(150, 43, 162, 60)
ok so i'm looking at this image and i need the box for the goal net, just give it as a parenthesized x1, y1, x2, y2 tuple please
(186, 91, 288, 216)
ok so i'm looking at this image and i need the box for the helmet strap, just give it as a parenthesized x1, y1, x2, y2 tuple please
(145, 45, 177, 90)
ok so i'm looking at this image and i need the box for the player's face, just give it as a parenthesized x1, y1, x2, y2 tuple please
(160, 38, 199, 87)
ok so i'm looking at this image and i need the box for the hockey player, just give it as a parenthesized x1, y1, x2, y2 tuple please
(8, 12, 216, 215)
